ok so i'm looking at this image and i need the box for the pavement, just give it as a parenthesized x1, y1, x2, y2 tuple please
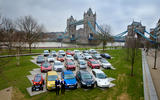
(146, 49, 160, 100)
(26, 52, 116, 96)
(0, 87, 12, 100)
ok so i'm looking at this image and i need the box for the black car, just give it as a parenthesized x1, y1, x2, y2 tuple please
(36, 56, 45, 63)
(76, 70, 95, 88)
(100, 53, 111, 59)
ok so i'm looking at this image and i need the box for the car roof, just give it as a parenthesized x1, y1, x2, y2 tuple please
(48, 71, 58, 75)
(64, 70, 73, 74)
(54, 61, 61, 63)
(92, 69, 104, 73)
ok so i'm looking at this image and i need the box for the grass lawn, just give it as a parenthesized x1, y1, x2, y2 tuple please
(0, 48, 143, 100)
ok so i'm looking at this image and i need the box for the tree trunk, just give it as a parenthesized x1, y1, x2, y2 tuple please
(153, 45, 157, 69)
(29, 43, 32, 53)
(131, 48, 135, 76)
(16, 47, 20, 66)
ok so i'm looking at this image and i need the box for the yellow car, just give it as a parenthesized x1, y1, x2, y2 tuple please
(46, 71, 58, 90)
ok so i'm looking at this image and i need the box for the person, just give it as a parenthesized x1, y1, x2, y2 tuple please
(61, 79, 66, 94)
(48, 49, 50, 53)
(55, 78, 61, 95)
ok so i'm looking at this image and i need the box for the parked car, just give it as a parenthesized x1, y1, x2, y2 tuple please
(51, 51, 57, 57)
(65, 59, 76, 70)
(74, 53, 81, 60)
(92, 54, 102, 60)
(57, 55, 65, 62)
(100, 53, 111, 59)
(61, 70, 77, 89)
(92, 69, 110, 88)
(66, 50, 74, 56)
(47, 55, 55, 62)
(99, 58, 112, 69)
(65, 55, 74, 60)
(89, 49, 97, 54)
(36, 56, 45, 63)
(82, 50, 89, 53)
(46, 71, 58, 90)
(87, 59, 100, 69)
(32, 74, 44, 91)
(77, 56, 84, 63)
(76, 70, 95, 88)
(41, 62, 52, 72)
(58, 50, 65, 56)
(53, 61, 64, 72)
(83, 53, 92, 60)
(74, 50, 81, 54)
(44, 50, 49, 56)
(78, 60, 87, 69)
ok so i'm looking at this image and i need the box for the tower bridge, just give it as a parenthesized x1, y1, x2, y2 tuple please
(56, 8, 158, 46)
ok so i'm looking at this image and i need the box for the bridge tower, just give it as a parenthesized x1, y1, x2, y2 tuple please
(67, 16, 76, 40)
(126, 21, 146, 47)
(84, 8, 96, 40)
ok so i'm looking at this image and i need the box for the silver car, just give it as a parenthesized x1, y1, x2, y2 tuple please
(78, 60, 87, 69)
(53, 61, 64, 72)
(99, 58, 112, 69)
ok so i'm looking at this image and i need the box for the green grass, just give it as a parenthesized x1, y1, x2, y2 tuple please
(0, 48, 143, 100)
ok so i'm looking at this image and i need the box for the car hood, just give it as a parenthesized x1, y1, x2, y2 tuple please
(96, 78, 110, 85)
(54, 65, 64, 68)
(47, 81, 55, 85)
(65, 78, 77, 85)
(92, 64, 100, 66)
(79, 65, 87, 68)
(102, 63, 111, 66)
(82, 78, 94, 83)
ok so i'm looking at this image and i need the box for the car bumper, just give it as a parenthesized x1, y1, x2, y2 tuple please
(66, 67, 76, 70)
(82, 83, 94, 88)
(65, 84, 77, 89)
(97, 83, 110, 88)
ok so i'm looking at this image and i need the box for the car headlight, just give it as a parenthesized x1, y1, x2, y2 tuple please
(82, 81, 86, 85)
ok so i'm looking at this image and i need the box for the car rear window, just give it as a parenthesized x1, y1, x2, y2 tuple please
(34, 75, 41, 82)
(64, 74, 75, 79)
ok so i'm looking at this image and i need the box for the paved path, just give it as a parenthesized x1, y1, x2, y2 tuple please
(0, 87, 12, 100)
(146, 49, 160, 100)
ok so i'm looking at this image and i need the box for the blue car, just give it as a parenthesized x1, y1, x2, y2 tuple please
(100, 53, 111, 59)
(61, 70, 77, 89)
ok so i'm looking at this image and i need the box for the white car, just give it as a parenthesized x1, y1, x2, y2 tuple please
(89, 49, 97, 54)
(44, 50, 49, 56)
(83, 53, 92, 60)
(99, 58, 112, 69)
(47, 55, 55, 62)
(53, 61, 64, 72)
(92, 69, 110, 88)
(74, 50, 81, 54)
(65, 55, 74, 60)
(58, 50, 65, 56)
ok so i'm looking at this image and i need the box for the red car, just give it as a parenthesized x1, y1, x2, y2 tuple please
(65, 59, 76, 70)
(41, 62, 52, 72)
(57, 55, 65, 62)
(87, 59, 100, 69)
(32, 74, 44, 91)
(66, 50, 74, 56)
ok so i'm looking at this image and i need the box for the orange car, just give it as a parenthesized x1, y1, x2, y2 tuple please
(57, 55, 65, 62)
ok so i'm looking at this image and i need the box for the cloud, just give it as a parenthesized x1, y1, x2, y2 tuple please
(0, 0, 160, 35)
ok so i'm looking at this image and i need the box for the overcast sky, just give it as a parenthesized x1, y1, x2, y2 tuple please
(0, 0, 160, 35)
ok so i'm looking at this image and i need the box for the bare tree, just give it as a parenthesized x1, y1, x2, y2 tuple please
(1, 17, 15, 52)
(98, 24, 113, 52)
(16, 16, 44, 53)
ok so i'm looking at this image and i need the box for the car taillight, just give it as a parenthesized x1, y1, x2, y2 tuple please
(34, 83, 36, 85)
(39, 81, 42, 84)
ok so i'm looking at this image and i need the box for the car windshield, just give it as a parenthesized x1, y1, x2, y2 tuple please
(67, 55, 72, 58)
(48, 75, 58, 81)
(95, 54, 100, 56)
(59, 51, 64, 53)
(55, 62, 62, 65)
(64, 74, 75, 79)
(42, 62, 50, 68)
(97, 73, 107, 79)
(44, 50, 49, 53)
(101, 59, 108, 63)
(67, 62, 74, 65)
(34, 75, 41, 82)
(91, 60, 97, 64)
(67, 51, 71, 53)
(52, 51, 56, 53)
(58, 55, 63, 58)
(48, 56, 53, 58)
(85, 54, 90, 56)
(82, 73, 92, 79)
(80, 61, 86, 65)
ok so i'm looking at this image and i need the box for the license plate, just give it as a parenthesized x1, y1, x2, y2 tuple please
(36, 88, 39, 91)
(87, 85, 91, 86)
(69, 86, 74, 88)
